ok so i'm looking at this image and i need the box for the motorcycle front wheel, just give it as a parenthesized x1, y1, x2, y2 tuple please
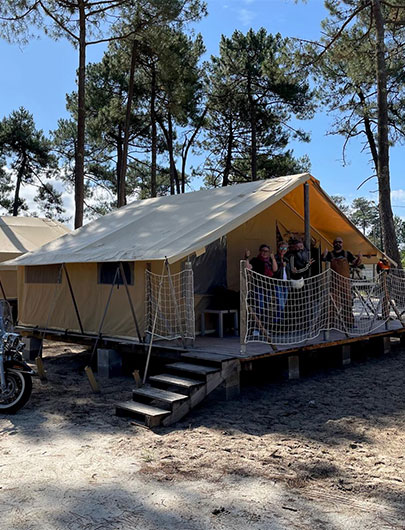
(0, 369, 32, 413)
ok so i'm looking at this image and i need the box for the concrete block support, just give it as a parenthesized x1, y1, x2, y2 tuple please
(288, 355, 300, 380)
(341, 344, 351, 366)
(22, 336, 43, 362)
(97, 348, 122, 378)
(382, 336, 391, 355)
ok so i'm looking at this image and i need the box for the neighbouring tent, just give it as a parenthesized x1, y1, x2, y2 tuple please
(0, 216, 70, 299)
(7, 174, 387, 340)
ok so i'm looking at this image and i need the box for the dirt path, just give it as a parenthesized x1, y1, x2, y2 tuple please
(1, 341, 405, 529)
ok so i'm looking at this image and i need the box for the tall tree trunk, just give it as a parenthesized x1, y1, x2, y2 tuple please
(168, 113, 180, 194)
(358, 91, 379, 171)
(222, 119, 234, 187)
(74, 1, 86, 228)
(116, 128, 123, 206)
(150, 62, 157, 198)
(372, 0, 402, 266)
(181, 107, 207, 192)
(248, 74, 257, 181)
(12, 154, 26, 216)
(119, 39, 138, 207)
(157, 115, 180, 194)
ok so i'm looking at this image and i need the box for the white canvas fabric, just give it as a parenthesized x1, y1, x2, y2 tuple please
(0, 216, 70, 265)
(7, 174, 385, 266)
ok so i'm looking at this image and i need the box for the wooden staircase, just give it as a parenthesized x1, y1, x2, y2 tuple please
(115, 351, 240, 427)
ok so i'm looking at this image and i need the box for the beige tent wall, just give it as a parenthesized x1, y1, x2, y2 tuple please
(0, 270, 17, 299)
(226, 182, 383, 291)
(284, 182, 381, 264)
(226, 198, 323, 291)
(17, 261, 148, 338)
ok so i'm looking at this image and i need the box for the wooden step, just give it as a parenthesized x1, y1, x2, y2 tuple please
(115, 400, 170, 427)
(149, 373, 203, 392)
(133, 386, 188, 405)
(181, 351, 235, 365)
(166, 362, 219, 376)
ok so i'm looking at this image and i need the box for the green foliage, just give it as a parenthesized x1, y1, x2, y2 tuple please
(401, 248, 405, 268)
(310, 6, 405, 166)
(0, 107, 66, 219)
(330, 194, 405, 248)
(203, 28, 314, 186)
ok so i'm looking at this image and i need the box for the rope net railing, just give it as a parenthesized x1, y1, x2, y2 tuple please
(145, 267, 195, 341)
(243, 267, 405, 346)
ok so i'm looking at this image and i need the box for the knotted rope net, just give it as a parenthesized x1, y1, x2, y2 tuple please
(243, 267, 405, 346)
(145, 267, 195, 341)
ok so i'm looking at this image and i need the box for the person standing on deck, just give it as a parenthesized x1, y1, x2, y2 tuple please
(376, 257, 390, 274)
(322, 237, 362, 329)
(289, 239, 315, 280)
(245, 244, 278, 276)
(273, 241, 291, 324)
(244, 245, 278, 335)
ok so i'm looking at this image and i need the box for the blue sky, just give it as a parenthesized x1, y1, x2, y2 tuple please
(0, 0, 404, 224)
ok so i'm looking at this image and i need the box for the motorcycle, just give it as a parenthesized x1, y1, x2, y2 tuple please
(0, 300, 35, 413)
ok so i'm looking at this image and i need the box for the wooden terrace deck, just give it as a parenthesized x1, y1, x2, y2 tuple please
(18, 318, 405, 365)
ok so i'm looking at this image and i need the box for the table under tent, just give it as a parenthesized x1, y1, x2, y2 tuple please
(8, 174, 405, 427)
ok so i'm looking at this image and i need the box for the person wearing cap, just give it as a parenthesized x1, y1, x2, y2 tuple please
(322, 237, 362, 328)
(322, 237, 362, 275)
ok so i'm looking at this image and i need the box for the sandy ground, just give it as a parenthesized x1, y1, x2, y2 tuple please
(1, 340, 405, 529)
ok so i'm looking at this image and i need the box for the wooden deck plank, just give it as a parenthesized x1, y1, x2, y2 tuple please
(18, 319, 405, 365)
(181, 351, 236, 363)
(115, 401, 170, 417)
(149, 373, 203, 389)
(133, 386, 188, 403)
(167, 362, 219, 375)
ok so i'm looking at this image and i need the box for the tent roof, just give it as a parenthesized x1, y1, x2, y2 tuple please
(0, 216, 70, 264)
(7, 174, 385, 266)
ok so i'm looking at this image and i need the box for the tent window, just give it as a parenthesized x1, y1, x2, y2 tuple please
(25, 265, 62, 284)
(98, 262, 134, 285)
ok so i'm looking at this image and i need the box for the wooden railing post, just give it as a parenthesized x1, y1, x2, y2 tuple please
(184, 261, 195, 346)
(240, 260, 247, 354)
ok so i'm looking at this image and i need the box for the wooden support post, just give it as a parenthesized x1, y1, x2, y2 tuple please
(341, 344, 351, 366)
(288, 355, 300, 380)
(240, 260, 247, 354)
(184, 261, 195, 347)
(35, 356, 47, 382)
(225, 364, 240, 400)
(133, 369, 142, 388)
(85, 366, 100, 393)
(304, 181, 311, 254)
(89, 267, 120, 365)
(62, 263, 84, 334)
(0, 280, 7, 301)
(119, 262, 143, 343)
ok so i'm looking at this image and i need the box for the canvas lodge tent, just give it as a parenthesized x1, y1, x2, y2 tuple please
(7, 173, 387, 343)
(0, 216, 70, 300)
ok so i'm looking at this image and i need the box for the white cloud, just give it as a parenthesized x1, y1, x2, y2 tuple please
(391, 189, 405, 204)
(238, 8, 255, 25)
